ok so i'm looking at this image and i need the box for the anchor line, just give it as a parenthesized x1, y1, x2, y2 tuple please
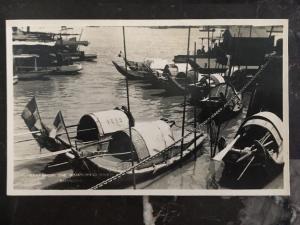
(89, 58, 270, 190)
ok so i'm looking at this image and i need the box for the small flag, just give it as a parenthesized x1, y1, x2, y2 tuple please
(21, 97, 42, 132)
(50, 111, 71, 146)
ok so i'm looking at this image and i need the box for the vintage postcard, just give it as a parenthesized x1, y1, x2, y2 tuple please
(6, 19, 289, 195)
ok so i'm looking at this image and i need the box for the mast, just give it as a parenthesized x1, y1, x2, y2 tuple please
(193, 41, 197, 157)
(122, 26, 136, 189)
(207, 26, 214, 156)
(180, 27, 191, 159)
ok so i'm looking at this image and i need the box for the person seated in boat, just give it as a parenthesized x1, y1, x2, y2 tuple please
(201, 45, 205, 53)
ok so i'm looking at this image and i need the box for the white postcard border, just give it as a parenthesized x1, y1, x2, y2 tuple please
(6, 19, 289, 196)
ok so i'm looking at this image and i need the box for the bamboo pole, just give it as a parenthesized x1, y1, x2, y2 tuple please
(122, 26, 136, 189)
(207, 26, 214, 157)
(193, 41, 197, 159)
(180, 27, 191, 159)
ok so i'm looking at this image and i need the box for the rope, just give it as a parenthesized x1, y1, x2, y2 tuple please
(89, 59, 271, 190)
(90, 131, 194, 190)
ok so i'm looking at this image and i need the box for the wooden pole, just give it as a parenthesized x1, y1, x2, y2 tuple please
(180, 27, 191, 159)
(269, 26, 274, 38)
(207, 26, 214, 157)
(122, 26, 136, 189)
(58, 111, 72, 146)
(34, 96, 43, 126)
(193, 41, 197, 159)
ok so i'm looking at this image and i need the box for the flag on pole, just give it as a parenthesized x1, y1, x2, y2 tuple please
(50, 111, 71, 146)
(21, 97, 43, 132)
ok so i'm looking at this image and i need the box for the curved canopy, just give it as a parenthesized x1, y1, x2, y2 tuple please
(114, 120, 174, 161)
(238, 111, 284, 164)
(77, 109, 129, 141)
(241, 111, 283, 145)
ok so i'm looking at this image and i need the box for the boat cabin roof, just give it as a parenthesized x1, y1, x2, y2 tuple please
(14, 54, 40, 59)
(13, 41, 56, 46)
(76, 110, 130, 141)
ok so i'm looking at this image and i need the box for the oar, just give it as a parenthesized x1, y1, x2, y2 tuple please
(14, 130, 41, 137)
(236, 149, 256, 163)
(237, 155, 255, 181)
(213, 134, 241, 161)
(14, 148, 73, 161)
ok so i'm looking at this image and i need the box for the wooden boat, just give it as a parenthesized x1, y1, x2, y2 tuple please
(198, 83, 243, 125)
(65, 52, 97, 62)
(124, 59, 152, 72)
(51, 63, 83, 75)
(188, 73, 225, 103)
(83, 53, 97, 61)
(19, 97, 206, 186)
(14, 54, 51, 80)
(114, 56, 170, 86)
(159, 63, 195, 95)
(71, 118, 206, 185)
(15, 70, 51, 80)
(188, 59, 227, 74)
(112, 61, 151, 80)
(214, 111, 284, 183)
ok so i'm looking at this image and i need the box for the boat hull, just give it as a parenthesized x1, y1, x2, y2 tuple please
(75, 132, 206, 188)
(15, 70, 50, 80)
(51, 64, 83, 75)
(112, 61, 151, 80)
(160, 73, 187, 95)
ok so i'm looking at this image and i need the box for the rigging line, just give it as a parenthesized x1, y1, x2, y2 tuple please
(122, 26, 136, 189)
(89, 130, 198, 190)
(180, 26, 191, 159)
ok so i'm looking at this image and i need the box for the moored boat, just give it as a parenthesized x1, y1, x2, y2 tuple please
(188, 73, 225, 103)
(73, 118, 206, 186)
(159, 63, 195, 95)
(14, 54, 51, 80)
(15, 70, 51, 80)
(83, 53, 97, 61)
(112, 61, 151, 80)
(198, 82, 243, 125)
(214, 111, 284, 186)
(51, 63, 83, 75)
(19, 97, 206, 187)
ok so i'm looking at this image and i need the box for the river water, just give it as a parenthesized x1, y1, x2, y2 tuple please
(12, 26, 282, 190)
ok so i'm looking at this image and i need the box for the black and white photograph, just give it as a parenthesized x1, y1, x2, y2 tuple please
(6, 19, 289, 195)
